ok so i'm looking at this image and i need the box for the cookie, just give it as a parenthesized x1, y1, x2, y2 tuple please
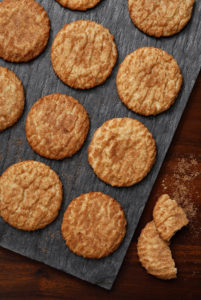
(116, 47, 182, 116)
(128, 0, 195, 37)
(51, 20, 117, 89)
(153, 194, 189, 241)
(0, 66, 25, 131)
(137, 221, 177, 280)
(26, 94, 89, 160)
(56, 0, 101, 11)
(0, 161, 63, 231)
(0, 0, 50, 62)
(61, 192, 127, 258)
(88, 118, 156, 187)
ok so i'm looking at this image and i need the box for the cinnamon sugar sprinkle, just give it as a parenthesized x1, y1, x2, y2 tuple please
(160, 155, 201, 234)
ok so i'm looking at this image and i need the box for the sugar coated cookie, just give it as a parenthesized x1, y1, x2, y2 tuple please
(0, 66, 24, 131)
(88, 118, 156, 187)
(26, 94, 89, 160)
(128, 0, 195, 37)
(153, 194, 189, 241)
(116, 47, 182, 116)
(0, 161, 63, 230)
(61, 192, 127, 258)
(0, 0, 50, 62)
(137, 221, 177, 280)
(51, 20, 117, 89)
(56, 0, 101, 11)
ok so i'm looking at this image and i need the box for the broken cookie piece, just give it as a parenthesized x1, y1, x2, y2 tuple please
(137, 221, 177, 280)
(153, 194, 189, 241)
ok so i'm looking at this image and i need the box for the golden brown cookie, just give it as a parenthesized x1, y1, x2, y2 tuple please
(137, 221, 177, 280)
(88, 118, 156, 187)
(0, 0, 50, 62)
(116, 47, 182, 116)
(128, 0, 195, 37)
(153, 194, 189, 241)
(0, 66, 25, 131)
(56, 0, 101, 11)
(61, 192, 127, 258)
(0, 161, 63, 231)
(51, 20, 117, 89)
(26, 94, 89, 160)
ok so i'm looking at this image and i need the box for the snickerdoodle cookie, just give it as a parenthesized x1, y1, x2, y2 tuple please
(56, 0, 101, 11)
(88, 118, 156, 187)
(153, 194, 189, 241)
(137, 221, 177, 280)
(0, 66, 24, 131)
(0, 161, 63, 230)
(61, 192, 127, 258)
(26, 94, 89, 160)
(116, 47, 182, 116)
(51, 20, 117, 89)
(0, 0, 50, 62)
(128, 0, 195, 37)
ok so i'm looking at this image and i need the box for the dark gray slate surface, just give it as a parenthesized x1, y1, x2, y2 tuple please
(0, 0, 201, 290)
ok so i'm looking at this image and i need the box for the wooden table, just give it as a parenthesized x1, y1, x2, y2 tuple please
(0, 73, 201, 300)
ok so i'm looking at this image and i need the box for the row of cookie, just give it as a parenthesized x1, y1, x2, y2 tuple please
(0, 163, 189, 263)
(0, 40, 183, 130)
(56, 0, 195, 38)
(44, 21, 183, 116)
(52, 22, 183, 116)
(0, 0, 195, 64)
(0, 65, 156, 187)
(0, 160, 127, 258)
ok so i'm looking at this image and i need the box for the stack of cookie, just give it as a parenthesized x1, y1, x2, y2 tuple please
(0, 0, 195, 263)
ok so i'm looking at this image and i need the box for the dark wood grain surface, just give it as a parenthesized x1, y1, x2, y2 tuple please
(0, 71, 200, 299)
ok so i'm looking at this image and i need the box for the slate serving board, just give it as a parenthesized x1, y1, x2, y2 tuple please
(0, 0, 201, 290)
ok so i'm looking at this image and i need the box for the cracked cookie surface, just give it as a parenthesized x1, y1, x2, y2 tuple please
(128, 0, 195, 37)
(0, 161, 63, 231)
(116, 47, 182, 116)
(56, 0, 101, 11)
(51, 20, 117, 89)
(26, 94, 89, 160)
(88, 118, 156, 187)
(0, 0, 50, 62)
(0, 66, 25, 131)
(137, 221, 177, 280)
(61, 192, 127, 258)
